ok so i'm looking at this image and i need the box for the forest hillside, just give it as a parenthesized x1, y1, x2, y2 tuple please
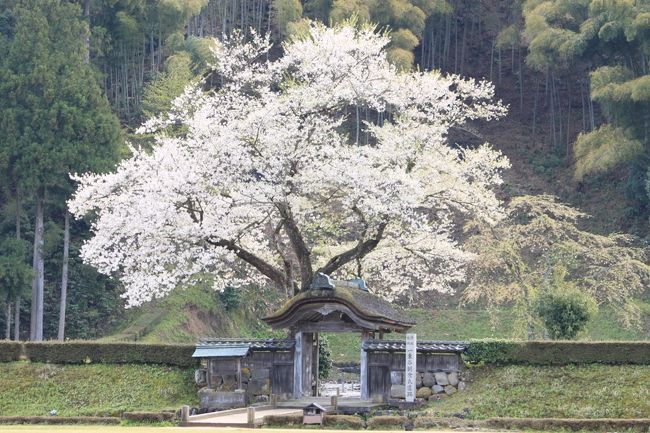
(0, 0, 649, 342)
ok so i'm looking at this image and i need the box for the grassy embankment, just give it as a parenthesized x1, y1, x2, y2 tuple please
(428, 364, 650, 419)
(104, 283, 650, 364)
(0, 363, 197, 417)
(326, 304, 650, 362)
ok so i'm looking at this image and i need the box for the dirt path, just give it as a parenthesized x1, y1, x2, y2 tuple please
(0, 426, 492, 433)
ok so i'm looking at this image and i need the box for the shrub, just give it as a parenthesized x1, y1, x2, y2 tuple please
(0, 416, 120, 425)
(318, 334, 333, 380)
(122, 411, 175, 422)
(1, 341, 198, 366)
(366, 415, 407, 430)
(414, 416, 486, 429)
(0, 341, 22, 362)
(464, 340, 650, 365)
(535, 286, 597, 340)
(323, 414, 364, 429)
(263, 414, 302, 425)
(218, 286, 241, 311)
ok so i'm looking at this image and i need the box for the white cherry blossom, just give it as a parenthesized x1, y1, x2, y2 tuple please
(70, 22, 510, 306)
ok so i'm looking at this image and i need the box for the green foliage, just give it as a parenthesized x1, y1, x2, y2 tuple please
(574, 125, 643, 180)
(141, 52, 194, 118)
(318, 334, 333, 380)
(390, 28, 419, 50)
(218, 286, 241, 312)
(520, 0, 650, 194)
(0, 0, 122, 192)
(387, 47, 415, 70)
(0, 362, 198, 416)
(0, 237, 32, 302)
(535, 272, 598, 339)
(464, 195, 650, 336)
(323, 414, 364, 429)
(272, 0, 303, 40)
(429, 364, 650, 419)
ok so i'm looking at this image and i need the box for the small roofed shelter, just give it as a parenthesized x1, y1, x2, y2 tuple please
(263, 273, 415, 399)
(303, 402, 327, 426)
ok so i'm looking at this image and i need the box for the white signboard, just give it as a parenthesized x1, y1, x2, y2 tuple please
(405, 333, 416, 402)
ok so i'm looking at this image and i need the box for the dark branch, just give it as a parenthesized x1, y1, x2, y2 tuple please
(206, 237, 288, 289)
(317, 221, 388, 277)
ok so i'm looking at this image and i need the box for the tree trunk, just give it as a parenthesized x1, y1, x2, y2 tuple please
(30, 186, 45, 341)
(14, 189, 21, 341)
(58, 212, 70, 341)
(14, 299, 20, 341)
(5, 302, 11, 340)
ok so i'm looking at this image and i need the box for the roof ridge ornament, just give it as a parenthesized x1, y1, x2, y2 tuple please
(350, 276, 368, 291)
(310, 272, 335, 290)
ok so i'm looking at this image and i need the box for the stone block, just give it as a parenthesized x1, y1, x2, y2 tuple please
(447, 372, 459, 386)
(198, 388, 246, 411)
(434, 372, 449, 386)
(444, 385, 457, 395)
(390, 384, 405, 399)
(248, 378, 270, 395)
(422, 372, 435, 387)
(391, 371, 404, 385)
(416, 387, 432, 398)
(432, 385, 445, 394)
(221, 374, 238, 391)
(416, 373, 423, 388)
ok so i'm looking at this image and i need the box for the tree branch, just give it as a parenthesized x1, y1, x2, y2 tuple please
(317, 221, 388, 276)
(206, 237, 288, 289)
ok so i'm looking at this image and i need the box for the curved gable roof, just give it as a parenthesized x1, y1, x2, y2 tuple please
(263, 279, 415, 332)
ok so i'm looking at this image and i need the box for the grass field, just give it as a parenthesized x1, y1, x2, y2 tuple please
(0, 363, 198, 417)
(0, 428, 425, 433)
(429, 364, 650, 419)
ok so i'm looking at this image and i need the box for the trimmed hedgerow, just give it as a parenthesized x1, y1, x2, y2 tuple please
(366, 415, 407, 430)
(323, 414, 364, 429)
(122, 411, 176, 422)
(0, 342, 22, 362)
(464, 339, 650, 365)
(263, 414, 302, 426)
(0, 341, 197, 366)
(0, 416, 120, 425)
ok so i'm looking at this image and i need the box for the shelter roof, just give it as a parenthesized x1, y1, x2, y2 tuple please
(194, 338, 294, 356)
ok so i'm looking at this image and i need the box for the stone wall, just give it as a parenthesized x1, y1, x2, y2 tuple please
(368, 352, 465, 401)
(390, 370, 466, 400)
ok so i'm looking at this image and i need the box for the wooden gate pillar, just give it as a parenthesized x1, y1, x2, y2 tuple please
(360, 330, 370, 399)
(293, 331, 303, 399)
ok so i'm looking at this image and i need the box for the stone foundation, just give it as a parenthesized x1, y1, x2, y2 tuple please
(390, 370, 465, 400)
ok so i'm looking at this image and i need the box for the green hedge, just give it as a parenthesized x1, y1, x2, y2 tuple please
(0, 341, 22, 362)
(0, 416, 120, 425)
(464, 339, 650, 365)
(0, 341, 197, 366)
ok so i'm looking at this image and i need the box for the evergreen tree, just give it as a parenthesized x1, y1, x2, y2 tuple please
(0, 0, 121, 340)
